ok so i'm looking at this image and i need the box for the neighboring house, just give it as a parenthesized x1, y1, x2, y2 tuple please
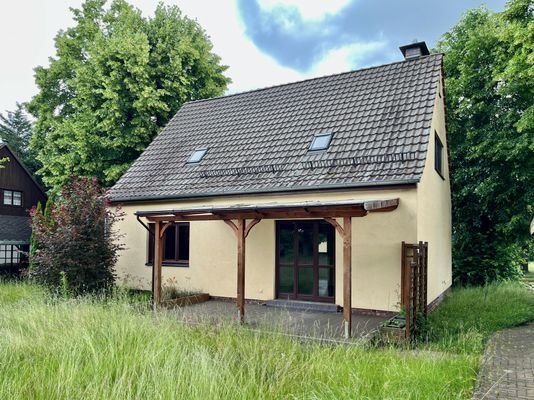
(111, 42, 452, 335)
(0, 142, 47, 275)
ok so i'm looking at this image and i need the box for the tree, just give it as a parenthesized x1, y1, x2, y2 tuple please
(29, 177, 124, 294)
(0, 103, 39, 173)
(437, 0, 533, 285)
(28, 0, 230, 190)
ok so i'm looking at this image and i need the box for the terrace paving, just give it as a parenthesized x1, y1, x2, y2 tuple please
(173, 299, 388, 342)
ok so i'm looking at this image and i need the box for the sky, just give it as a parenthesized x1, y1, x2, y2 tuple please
(0, 0, 507, 115)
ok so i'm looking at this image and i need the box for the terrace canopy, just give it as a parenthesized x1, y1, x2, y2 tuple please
(135, 198, 399, 338)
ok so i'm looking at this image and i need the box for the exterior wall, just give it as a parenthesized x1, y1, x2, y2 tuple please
(114, 187, 417, 312)
(0, 145, 47, 217)
(416, 75, 453, 303)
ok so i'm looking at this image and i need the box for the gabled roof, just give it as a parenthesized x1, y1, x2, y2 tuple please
(111, 54, 443, 202)
(0, 142, 47, 197)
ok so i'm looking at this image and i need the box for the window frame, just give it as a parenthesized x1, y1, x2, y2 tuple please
(2, 189, 23, 207)
(434, 132, 445, 180)
(146, 222, 190, 267)
(187, 148, 208, 164)
(0, 244, 24, 266)
(309, 132, 333, 152)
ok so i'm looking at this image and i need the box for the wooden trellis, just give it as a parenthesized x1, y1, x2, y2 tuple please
(401, 241, 428, 339)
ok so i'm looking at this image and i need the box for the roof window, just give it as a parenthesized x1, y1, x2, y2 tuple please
(309, 133, 333, 151)
(187, 148, 208, 164)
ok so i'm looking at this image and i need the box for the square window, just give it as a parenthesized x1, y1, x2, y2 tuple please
(147, 223, 190, 266)
(309, 133, 332, 151)
(188, 148, 208, 163)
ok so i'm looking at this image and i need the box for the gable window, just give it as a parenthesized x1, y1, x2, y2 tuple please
(309, 133, 333, 151)
(187, 148, 208, 164)
(147, 223, 190, 266)
(3, 190, 22, 206)
(435, 133, 444, 178)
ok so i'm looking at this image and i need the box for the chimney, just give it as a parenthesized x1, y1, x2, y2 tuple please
(399, 41, 430, 60)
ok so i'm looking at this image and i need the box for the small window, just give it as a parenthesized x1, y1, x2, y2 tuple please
(309, 133, 333, 151)
(435, 133, 444, 178)
(3, 190, 22, 206)
(147, 223, 190, 266)
(0, 244, 23, 265)
(187, 148, 207, 164)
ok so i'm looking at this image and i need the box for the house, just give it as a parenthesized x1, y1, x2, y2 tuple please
(111, 42, 452, 337)
(0, 142, 47, 275)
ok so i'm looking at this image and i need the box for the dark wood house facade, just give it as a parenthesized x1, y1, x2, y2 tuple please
(0, 143, 47, 275)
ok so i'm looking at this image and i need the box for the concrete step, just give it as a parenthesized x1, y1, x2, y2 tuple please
(264, 299, 340, 313)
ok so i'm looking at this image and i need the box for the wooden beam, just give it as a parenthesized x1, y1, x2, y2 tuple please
(223, 219, 238, 236)
(236, 219, 246, 322)
(160, 222, 174, 238)
(153, 221, 163, 310)
(324, 217, 344, 236)
(343, 216, 352, 339)
(245, 218, 261, 238)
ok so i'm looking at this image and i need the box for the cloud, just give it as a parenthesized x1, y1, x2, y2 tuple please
(258, 0, 351, 21)
(237, 0, 508, 72)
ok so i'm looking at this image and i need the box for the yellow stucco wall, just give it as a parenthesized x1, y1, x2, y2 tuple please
(417, 75, 453, 303)
(114, 188, 417, 312)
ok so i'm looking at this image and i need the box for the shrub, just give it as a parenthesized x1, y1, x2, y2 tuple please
(29, 177, 124, 294)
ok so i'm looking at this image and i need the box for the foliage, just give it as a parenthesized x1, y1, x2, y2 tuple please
(27, 0, 230, 190)
(0, 156, 8, 169)
(0, 103, 40, 174)
(437, 0, 534, 284)
(28, 202, 43, 272)
(0, 283, 477, 399)
(423, 282, 534, 354)
(29, 177, 124, 294)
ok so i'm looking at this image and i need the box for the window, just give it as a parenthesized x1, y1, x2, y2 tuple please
(0, 244, 22, 265)
(3, 190, 22, 206)
(435, 132, 444, 178)
(147, 223, 190, 266)
(309, 133, 333, 151)
(187, 148, 208, 164)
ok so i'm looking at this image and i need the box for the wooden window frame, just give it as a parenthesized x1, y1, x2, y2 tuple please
(146, 222, 190, 267)
(2, 189, 23, 207)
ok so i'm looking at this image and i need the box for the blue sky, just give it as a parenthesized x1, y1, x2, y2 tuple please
(0, 0, 507, 114)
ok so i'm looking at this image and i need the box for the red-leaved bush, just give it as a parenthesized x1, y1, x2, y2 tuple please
(29, 177, 124, 294)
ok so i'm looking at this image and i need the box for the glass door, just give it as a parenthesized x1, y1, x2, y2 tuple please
(276, 220, 335, 302)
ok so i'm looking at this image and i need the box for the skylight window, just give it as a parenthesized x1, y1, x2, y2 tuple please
(188, 148, 208, 164)
(309, 133, 333, 151)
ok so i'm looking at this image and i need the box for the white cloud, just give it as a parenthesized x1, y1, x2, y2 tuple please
(258, 0, 351, 20)
(310, 41, 387, 77)
(0, 0, 374, 113)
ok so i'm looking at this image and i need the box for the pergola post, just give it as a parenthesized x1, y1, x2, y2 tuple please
(343, 216, 352, 339)
(152, 220, 163, 310)
(236, 219, 246, 322)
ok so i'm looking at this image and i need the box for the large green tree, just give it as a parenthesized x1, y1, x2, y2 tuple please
(0, 103, 39, 173)
(437, 0, 533, 285)
(28, 0, 230, 189)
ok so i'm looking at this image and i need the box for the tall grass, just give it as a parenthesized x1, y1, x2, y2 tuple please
(423, 282, 534, 354)
(0, 282, 477, 400)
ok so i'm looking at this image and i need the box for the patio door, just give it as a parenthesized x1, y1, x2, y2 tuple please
(276, 220, 335, 302)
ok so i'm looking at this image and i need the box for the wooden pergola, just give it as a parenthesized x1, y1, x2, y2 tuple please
(136, 198, 399, 338)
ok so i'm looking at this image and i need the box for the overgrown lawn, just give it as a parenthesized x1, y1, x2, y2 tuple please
(1, 281, 533, 399)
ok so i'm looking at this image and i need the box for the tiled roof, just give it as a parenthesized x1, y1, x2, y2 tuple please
(0, 215, 31, 243)
(111, 54, 442, 202)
